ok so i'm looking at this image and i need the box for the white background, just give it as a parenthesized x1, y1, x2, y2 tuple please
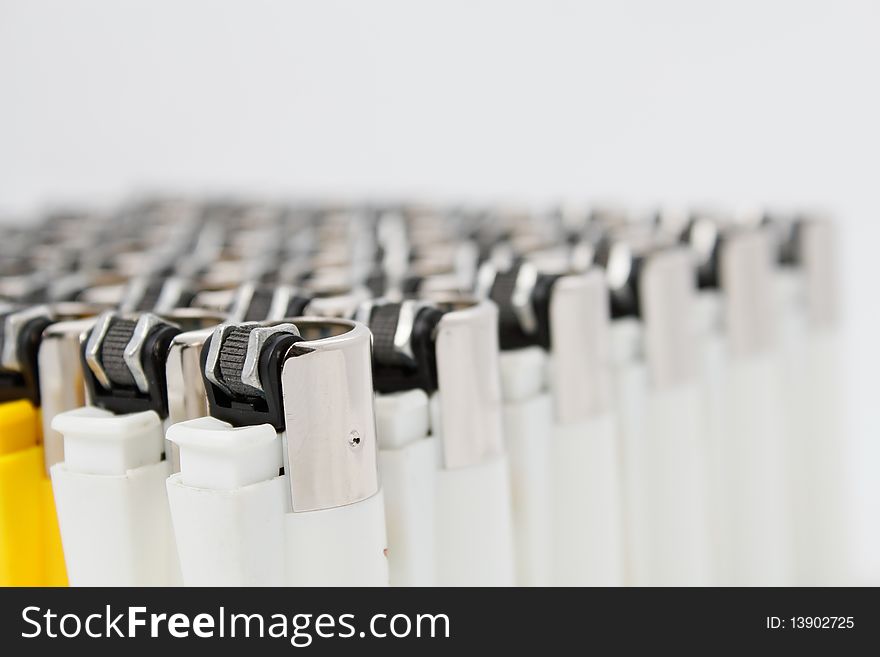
(1, 0, 878, 580)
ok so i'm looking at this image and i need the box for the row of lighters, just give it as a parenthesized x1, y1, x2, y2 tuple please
(0, 199, 842, 586)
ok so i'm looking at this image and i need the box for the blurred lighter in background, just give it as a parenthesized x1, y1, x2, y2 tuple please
(773, 216, 848, 585)
(601, 230, 713, 586)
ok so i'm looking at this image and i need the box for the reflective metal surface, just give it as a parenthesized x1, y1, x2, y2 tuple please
(240, 323, 300, 392)
(1, 305, 53, 371)
(432, 298, 504, 469)
(166, 326, 218, 472)
(548, 270, 613, 423)
(281, 318, 379, 512)
(123, 314, 167, 393)
(38, 318, 96, 471)
(800, 218, 839, 331)
(639, 247, 699, 389)
(719, 227, 777, 359)
(83, 311, 114, 389)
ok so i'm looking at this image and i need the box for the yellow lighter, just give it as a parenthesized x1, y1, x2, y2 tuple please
(0, 400, 66, 586)
(0, 306, 95, 586)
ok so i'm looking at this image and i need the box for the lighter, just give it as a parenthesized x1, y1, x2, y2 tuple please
(0, 304, 66, 586)
(770, 215, 845, 585)
(360, 297, 515, 587)
(50, 310, 219, 585)
(477, 257, 623, 586)
(597, 231, 713, 586)
(166, 318, 388, 586)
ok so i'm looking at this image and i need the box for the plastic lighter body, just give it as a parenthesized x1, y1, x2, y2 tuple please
(692, 291, 732, 582)
(0, 400, 67, 586)
(498, 347, 553, 587)
(432, 445, 515, 587)
(50, 407, 180, 586)
(367, 298, 515, 587)
(609, 318, 651, 585)
(478, 259, 623, 587)
(374, 389, 439, 586)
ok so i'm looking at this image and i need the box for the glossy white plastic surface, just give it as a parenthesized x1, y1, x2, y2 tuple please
(50, 407, 180, 586)
(550, 413, 624, 586)
(375, 389, 437, 587)
(166, 417, 388, 586)
(434, 455, 516, 586)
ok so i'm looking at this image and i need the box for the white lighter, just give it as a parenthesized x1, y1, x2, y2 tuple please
(50, 311, 184, 586)
(771, 215, 846, 585)
(166, 317, 388, 587)
(49, 309, 219, 586)
(598, 234, 713, 586)
(360, 297, 515, 587)
(667, 214, 734, 585)
(714, 224, 793, 586)
(477, 258, 623, 586)
(671, 214, 794, 585)
(474, 261, 554, 587)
